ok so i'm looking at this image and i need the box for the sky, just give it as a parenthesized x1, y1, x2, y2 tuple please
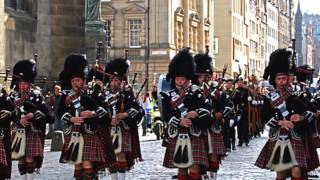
(298, 0, 320, 14)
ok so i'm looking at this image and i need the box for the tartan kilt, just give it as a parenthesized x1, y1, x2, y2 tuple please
(163, 134, 209, 168)
(0, 137, 11, 179)
(130, 127, 142, 160)
(60, 127, 106, 164)
(82, 134, 106, 163)
(97, 127, 116, 168)
(255, 138, 307, 170)
(208, 131, 226, 156)
(24, 131, 44, 160)
(0, 139, 7, 167)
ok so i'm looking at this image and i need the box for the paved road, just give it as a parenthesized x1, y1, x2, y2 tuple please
(11, 131, 282, 180)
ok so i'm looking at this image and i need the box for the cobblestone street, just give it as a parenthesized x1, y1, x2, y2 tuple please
(12, 132, 278, 180)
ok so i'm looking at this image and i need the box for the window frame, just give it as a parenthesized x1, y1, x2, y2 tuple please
(128, 19, 142, 48)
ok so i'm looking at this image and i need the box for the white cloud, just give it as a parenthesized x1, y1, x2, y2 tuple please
(298, 0, 320, 14)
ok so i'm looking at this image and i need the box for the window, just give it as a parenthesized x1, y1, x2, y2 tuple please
(128, 19, 142, 48)
(175, 21, 184, 50)
(250, 20, 256, 35)
(104, 20, 111, 48)
(232, 0, 242, 15)
(233, 38, 242, 61)
(6, 0, 27, 11)
(189, 0, 198, 10)
(250, 40, 258, 55)
(204, 31, 210, 48)
(233, 17, 242, 36)
(189, 26, 198, 52)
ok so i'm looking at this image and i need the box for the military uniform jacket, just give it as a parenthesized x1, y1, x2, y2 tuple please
(161, 86, 212, 132)
(57, 90, 107, 135)
(264, 88, 310, 139)
(11, 90, 52, 132)
(104, 89, 144, 128)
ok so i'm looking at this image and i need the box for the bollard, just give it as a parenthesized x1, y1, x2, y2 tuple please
(50, 131, 64, 151)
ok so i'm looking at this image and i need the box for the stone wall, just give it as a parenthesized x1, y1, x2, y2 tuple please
(49, 0, 85, 77)
(0, 0, 85, 84)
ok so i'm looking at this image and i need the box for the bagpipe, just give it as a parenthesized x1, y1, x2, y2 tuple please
(0, 68, 12, 121)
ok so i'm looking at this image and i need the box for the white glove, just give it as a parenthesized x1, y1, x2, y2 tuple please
(229, 119, 235, 127)
(237, 115, 241, 122)
(252, 100, 257, 105)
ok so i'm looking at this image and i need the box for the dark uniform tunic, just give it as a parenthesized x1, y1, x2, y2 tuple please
(0, 89, 15, 179)
(11, 90, 52, 175)
(162, 86, 211, 169)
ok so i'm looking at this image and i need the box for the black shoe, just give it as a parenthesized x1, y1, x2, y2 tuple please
(245, 142, 249, 147)
(172, 175, 178, 179)
(237, 142, 243, 147)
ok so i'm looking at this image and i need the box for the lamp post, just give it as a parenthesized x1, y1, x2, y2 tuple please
(144, 0, 150, 94)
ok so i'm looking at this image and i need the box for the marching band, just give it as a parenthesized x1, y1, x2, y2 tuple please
(0, 42, 320, 180)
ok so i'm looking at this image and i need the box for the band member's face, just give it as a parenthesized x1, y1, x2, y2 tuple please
(110, 78, 121, 90)
(275, 74, 288, 89)
(237, 80, 244, 87)
(71, 77, 84, 91)
(288, 74, 294, 83)
(175, 77, 188, 89)
(19, 81, 31, 93)
(226, 81, 233, 89)
(53, 86, 61, 96)
(197, 75, 210, 84)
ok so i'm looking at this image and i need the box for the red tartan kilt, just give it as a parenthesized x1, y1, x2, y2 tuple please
(0, 139, 7, 167)
(97, 127, 116, 168)
(60, 133, 106, 163)
(255, 138, 307, 169)
(120, 128, 132, 153)
(24, 131, 44, 159)
(313, 135, 320, 148)
(163, 134, 209, 168)
(291, 139, 307, 168)
(82, 134, 106, 163)
(208, 132, 226, 156)
(130, 128, 142, 160)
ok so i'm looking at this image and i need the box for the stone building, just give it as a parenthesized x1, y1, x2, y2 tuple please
(0, 0, 85, 87)
(215, 0, 293, 79)
(99, 0, 215, 90)
(214, 0, 247, 78)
